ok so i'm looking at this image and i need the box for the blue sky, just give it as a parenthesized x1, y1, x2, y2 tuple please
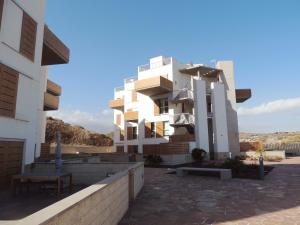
(46, 0, 300, 133)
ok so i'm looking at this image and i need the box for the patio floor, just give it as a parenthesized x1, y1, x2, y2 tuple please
(0, 184, 86, 221)
(120, 157, 300, 225)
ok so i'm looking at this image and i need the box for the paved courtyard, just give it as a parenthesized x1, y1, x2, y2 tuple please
(120, 157, 300, 225)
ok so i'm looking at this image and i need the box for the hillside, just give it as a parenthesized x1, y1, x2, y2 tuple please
(240, 132, 300, 144)
(46, 117, 113, 146)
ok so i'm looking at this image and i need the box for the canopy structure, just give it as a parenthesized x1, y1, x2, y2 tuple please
(180, 65, 222, 78)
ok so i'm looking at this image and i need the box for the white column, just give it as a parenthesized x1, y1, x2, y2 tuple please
(193, 79, 209, 152)
(211, 82, 230, 157)
(216, 61, 240, 157)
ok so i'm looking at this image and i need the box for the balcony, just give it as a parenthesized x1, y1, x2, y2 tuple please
(134, 76, 173, 96)
(172, 88, 194, 104)
(109, 99, 124, 109)
(124, 111, 138, 121)
(42, 25, 70, 65)
(138, 57, 171, 72)
(236, 89, 252, 103)
(169, 133, 195, 143)
(44, 92, 59, 111)
(47, 80, 61, 96)
(169, 113, 195, 127)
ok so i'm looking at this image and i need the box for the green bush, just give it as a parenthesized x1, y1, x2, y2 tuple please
(221, 157, 245, 174)
(145, 154, 163, 166)
(191, 148, 207, 162)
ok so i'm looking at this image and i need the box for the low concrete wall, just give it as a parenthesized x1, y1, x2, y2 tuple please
(29, 162, 142, 185)
(161, 154, 193, 165)
(17, 162, 144, 225)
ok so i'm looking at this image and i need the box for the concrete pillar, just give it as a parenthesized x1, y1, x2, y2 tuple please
(211, 82, 230, 159)
(216, 61, 240, 157)
(193, 79, 209, 152)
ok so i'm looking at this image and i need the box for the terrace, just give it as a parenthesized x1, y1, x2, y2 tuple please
(0, 159, 144, 225)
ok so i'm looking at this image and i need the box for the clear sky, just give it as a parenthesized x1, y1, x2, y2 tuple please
(46, 0, 300, 133)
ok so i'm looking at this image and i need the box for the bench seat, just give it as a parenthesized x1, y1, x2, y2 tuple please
(176, 167, 232, 180)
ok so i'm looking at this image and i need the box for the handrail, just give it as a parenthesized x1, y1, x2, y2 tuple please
(138, 57, 171, 72)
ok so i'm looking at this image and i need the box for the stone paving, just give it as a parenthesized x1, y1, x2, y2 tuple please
(119, 157, 300, 225)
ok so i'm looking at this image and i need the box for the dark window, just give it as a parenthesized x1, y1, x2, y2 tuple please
(132, 127, 137, 139)
(150, 122, 155, 138)
(159, 98, 168, 114)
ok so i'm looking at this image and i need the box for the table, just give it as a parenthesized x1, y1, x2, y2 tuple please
(11, 172, 72, 196)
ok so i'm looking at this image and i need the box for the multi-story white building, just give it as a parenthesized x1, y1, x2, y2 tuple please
(0, 0, 69, 187)
(109, 56, 251, 164)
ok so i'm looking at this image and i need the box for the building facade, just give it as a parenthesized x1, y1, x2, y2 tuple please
(109, 56, 251, 164)
(0, 0, 69, 187)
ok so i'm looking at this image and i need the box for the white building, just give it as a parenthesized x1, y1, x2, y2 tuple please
(109, 56, 251, 164)
(0, 0, 69, 187)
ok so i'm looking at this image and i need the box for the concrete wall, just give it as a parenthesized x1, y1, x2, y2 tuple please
(30, 162, 143, 185)
(17, 162, 144, 225)
(211, 82, 230, 159)
(193, 79, 209, 152)
(0, 0, 47, 166)
(217, 61, 240, 157)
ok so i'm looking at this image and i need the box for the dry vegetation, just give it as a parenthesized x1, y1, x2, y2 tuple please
(46, 117, 113, 146)
(240, 132, 300, 144)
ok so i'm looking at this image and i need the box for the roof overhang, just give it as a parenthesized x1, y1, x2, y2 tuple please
(42, 25, 70, 66)
(236, 89, 252, 103)
(180, 65, 222, 78)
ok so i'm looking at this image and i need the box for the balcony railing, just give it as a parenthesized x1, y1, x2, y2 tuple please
(114, 86, 124, 92)
(172, 88, 194, 104)
(138, 57, 171, 72)
(124, 76, 137, 83)
(169, 113, 195, 127)
(109, 99, 124, 109)
(44, 92, 59, 111)
(124, 111, 138, 121)
(47, 80, 61, 96)
(134, 76, 173, 96)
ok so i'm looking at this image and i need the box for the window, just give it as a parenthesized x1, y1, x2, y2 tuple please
(132, 127, 138, 139)
(163, 121, 170, 136)
(159, 98, 168, 114)
(150, 122, 155, 138)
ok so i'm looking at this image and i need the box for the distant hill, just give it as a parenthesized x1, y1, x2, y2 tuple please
(46, 117, 113, 146)
(240, 132, 300, 144)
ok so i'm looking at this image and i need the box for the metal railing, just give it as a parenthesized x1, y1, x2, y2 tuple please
(172, 88, 194, 103)
(114, 86, 124, 92)
(138, 57, 172, 72)
(124, 76, 137, 83)
(169, 113, 195, 126)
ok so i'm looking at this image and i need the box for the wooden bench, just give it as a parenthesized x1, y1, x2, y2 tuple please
(176, 167, 232, 180)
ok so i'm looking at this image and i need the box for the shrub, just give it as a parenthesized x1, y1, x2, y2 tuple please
(221, 157, 245, 174)
(145, 154, 163, 166)
(191, 148, 207, 162)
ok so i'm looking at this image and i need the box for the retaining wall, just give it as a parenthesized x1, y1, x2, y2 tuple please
(15, 162, 144, 225)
